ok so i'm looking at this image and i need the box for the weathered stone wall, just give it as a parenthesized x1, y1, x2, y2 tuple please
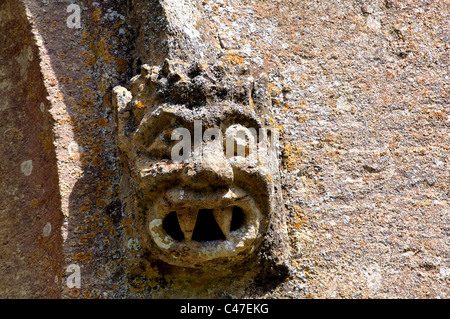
(0, 0, 448, 298)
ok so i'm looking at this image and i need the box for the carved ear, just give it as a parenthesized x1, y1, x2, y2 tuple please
(112, 86, 133, 152)
(113, 86, 132, 114)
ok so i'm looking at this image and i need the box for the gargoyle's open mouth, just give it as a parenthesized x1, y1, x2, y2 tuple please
(162, 206, 245, 242)
(146, 186, 262, 267)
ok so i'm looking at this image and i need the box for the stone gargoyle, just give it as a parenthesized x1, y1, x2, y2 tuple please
(112, 58, 289, 278)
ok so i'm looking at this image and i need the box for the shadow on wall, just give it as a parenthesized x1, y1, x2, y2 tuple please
(0, 1, 63, 298)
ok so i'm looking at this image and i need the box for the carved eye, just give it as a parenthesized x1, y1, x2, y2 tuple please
(147, 128, 177, 159)
(223, 124, 258, 159)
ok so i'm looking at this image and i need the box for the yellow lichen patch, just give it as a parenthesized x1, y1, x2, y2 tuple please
(58, 116, 73, 124)
(97, 38, 114, 63)
(290, 205, 308, 229)
(79, 232, 96, 243)
(97, 77, 110, 94)
(82, 49, 97, 67)
(30, 198, 39, 209)
(93, 8, 102, 23)
(282, 143, 303, 171)
(143, 265, 160, 281)
(79, 205, 90, 215)
(76, 74, 92, 87)
(297, 113, 309, 123)
(102, 216, 114, 230)
(80, 31, 93, 46)
(267, 117, 284, 134)
(39, 130, 54, 152)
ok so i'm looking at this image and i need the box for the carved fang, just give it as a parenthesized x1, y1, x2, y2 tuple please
(213, 207, 233, 239)
(177, 210, 197, 241)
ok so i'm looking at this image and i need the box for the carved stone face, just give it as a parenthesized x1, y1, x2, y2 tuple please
(114, 59, 284, 269)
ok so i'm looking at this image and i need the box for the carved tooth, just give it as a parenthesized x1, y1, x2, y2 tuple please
(213, 207, 233, 239)
(177, 210, 197, 241)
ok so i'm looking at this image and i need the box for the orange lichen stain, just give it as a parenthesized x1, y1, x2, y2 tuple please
(115, 58, 128, 73)
(297, 113, 309, 123)
(73, 251, 93, 263)
(47, 77, 58, 87)
(268, 82, 282, 96)
(265, 173, 272, 183)
(125, 227, 133, 236)
(80, 232, 96, 242)
(113, 20, 124, 29)
(59, 77, 73, 83)
(135, 101, 146, 109)
(92, 156, 104, 167)
(82, 290, 97, 299)
(79, 88, 96, 108)
(66, 97, 76, 107)
(291, 206, 308, 230)
(121, 218, 133, 236)
(50, 21, 57, 32)
(57, 51, 66, 60)
(95, 198, 107, 209)
(103, 170, 116, 178)
(55, 90, 64, 101)
(59, 116, 73, 124)
(107, 30, 117, 40)
(121, 218, 132, 227)
(144, 266, 160, 278)
(422, 109, 444, 120)
(225, 50, 246, 65)
(67, 288, 81, 298)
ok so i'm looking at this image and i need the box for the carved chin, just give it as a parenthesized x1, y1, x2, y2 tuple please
(146, 186, 263, 267)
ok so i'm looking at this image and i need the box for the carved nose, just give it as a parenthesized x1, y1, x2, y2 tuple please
(181, 140, 233, 188)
